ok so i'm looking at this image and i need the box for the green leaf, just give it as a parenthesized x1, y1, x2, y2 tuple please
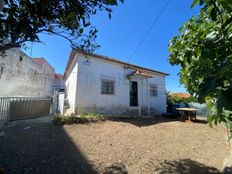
(217, 90, 232, 113)
(208, 115, 216, 127)
(210, 7, 217, 21)
(199, 0, 204, 6)
(79, 28, 83, 34)
(218, 0, 232, 12)
(191, 0, 200, 8)
(103, 0, 118, 5)
(228, 134, 232, 141)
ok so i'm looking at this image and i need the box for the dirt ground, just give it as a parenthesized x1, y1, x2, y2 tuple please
(0, 116, 230, 174)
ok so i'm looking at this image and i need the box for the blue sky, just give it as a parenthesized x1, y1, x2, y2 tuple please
(23, 0, 199, 92)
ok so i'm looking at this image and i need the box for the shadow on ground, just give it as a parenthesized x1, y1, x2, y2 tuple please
(193, 119, 208, 124)
(107, 116, 177, 127)
(0, 121, 97, 174)
(108, 116, 208, 127)
(154, 159, 220, 174)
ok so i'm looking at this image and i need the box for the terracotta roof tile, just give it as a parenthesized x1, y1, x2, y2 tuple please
(170, 92, 191, 99)
(32, 58, 44, 66)
(32, 57, 54, 71)
(55, 73, 63, 80)
(64, 48, 169, 78)
(128, 70, 153, 78)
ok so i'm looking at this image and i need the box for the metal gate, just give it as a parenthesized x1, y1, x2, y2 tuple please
(0, 97, 52, 125)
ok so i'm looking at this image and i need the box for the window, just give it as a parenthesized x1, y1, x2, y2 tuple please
(150, 85, 158, 97)
(101, 80, 114, 95)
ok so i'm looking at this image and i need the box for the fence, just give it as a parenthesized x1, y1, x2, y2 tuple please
(188, 102, 210, 116)
(0, 97, 52, 125)
(169, 102, 210, 117)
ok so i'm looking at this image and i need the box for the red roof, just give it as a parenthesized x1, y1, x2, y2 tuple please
(32, 58, 44, 66)
(32, 57, 54, 71)
(55, 73, 63, 80)
(64, 48, 169, 78)
(170, 92, 191, 98)
(128, 70, 153, 78)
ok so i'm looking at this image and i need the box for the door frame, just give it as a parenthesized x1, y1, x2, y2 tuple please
(129, 81, 138, 107)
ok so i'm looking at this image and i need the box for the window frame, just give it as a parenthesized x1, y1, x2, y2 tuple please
(150, 85, 158, 97)
(101, 79, 115, 95)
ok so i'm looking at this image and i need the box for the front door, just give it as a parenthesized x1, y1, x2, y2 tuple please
(130, 81, 138, 106)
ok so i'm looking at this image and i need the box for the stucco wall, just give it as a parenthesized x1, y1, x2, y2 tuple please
(64, 53, 167, 115)
(64, 57, 78, 115)
(0, 48, 55, 97)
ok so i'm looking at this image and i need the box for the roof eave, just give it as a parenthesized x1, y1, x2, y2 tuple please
(64, 48, 169, 78)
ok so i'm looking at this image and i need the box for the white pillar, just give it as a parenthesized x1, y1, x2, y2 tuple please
(58, 92, 65, 115)
(147, 79, 150, 116)
(138, 79, 141, 117)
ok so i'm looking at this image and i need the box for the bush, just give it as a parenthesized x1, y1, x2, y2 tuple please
(53, 113, 105, 125)
(80, 112, 104, 119)
(167, 95, 197, 104)
(167, 95, 198, 112)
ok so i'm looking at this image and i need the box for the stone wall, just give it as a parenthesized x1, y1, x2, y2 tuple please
(0, 48, 55, 97)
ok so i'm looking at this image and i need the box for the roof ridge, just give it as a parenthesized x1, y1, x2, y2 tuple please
(73, 48, 169, 76)
(64, 48, 169, 79)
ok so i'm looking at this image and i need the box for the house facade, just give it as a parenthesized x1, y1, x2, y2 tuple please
(0, 48, 57, 97)
(63, 49, 169, 116)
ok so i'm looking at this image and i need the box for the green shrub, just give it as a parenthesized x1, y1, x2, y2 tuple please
(53, 113, 105, 125)
(167, 95, 197, 104)
(80, 112, 104, 118)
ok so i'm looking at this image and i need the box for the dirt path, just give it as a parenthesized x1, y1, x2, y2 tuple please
(0, 117, 230, 174)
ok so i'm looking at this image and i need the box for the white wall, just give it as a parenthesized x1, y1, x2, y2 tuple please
(145, 76, 167, 114)
(76, 55, 130, 114)
(58, 92, 65, 115)
(64, 52, 167, 115)
(64, 57, 78, 115)
(0, 48, 55, 97)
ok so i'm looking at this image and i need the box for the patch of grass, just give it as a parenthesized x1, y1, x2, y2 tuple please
(80, 112, 104, 119)
(53, 113, 105, 125)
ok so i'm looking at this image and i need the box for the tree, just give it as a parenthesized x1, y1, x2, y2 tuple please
(168, 0, 232, 137)
(0, 0, 123, 52)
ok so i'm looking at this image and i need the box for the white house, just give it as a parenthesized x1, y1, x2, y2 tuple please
(63, 48, 169, 116)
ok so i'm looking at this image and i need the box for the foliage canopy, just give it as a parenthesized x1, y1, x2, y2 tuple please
(167, 95, 197, 105)
(168, 0, 232, 136)
(0, 0, 123, 52)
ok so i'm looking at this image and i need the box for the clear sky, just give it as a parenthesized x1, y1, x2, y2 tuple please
(23, 0, 199, 93)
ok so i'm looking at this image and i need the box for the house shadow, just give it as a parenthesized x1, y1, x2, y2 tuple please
(154, 159, 221, 174)
(107, 115, 208, 127)
(0, 121, 99, 174)
(192, 119, 208, 124)
(107, 116, 179, 127)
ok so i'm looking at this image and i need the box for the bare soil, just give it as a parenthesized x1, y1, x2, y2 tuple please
(0, 117, 230, 174)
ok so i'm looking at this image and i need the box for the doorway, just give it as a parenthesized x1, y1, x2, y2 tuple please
(130, 81, 138, 106)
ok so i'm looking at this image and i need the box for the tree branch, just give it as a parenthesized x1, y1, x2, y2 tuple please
(0, 39, 44, 53)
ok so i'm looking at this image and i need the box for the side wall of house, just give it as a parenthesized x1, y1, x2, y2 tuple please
(75, 55, 129, 114)
(71, 54, 167, 115)
(0, 48, 55, 97)
(64, 56, 78, 115)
